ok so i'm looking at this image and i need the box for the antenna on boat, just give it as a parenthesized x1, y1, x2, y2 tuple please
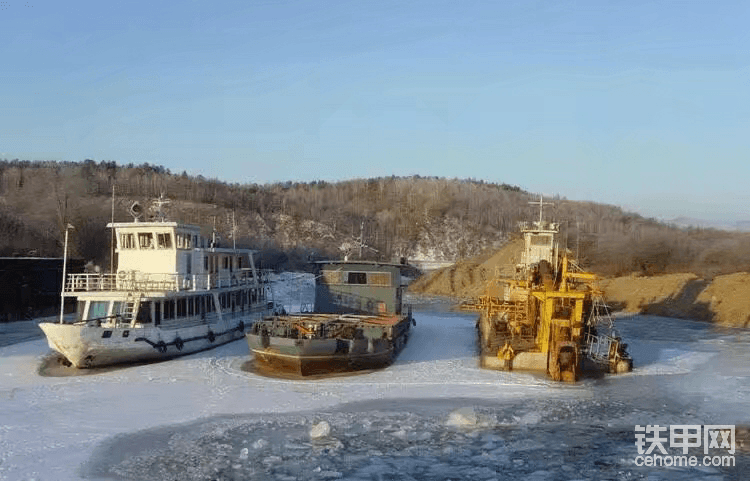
(150, 193, 170, 222)
(357, 220, 378, 259)
(529, 195, 554, 227)
(110, 185, 115, 274)
(359, 221, 364, 259)
(576, 219, 581, 264)
(210, 215, 219, 248)
(232, 210, 236, 250)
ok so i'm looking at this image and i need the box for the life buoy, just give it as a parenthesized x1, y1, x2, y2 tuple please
(156, 341, 167, 353)
(174, 337, 184, 351)
(207, 330, 215, 343)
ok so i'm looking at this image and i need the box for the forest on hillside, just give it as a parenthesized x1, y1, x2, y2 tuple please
(1, 159, 750, 278)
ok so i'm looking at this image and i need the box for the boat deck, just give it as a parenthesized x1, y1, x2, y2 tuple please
(262, 313, 404, 326)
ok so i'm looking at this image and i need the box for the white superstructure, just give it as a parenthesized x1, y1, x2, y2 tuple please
(40, 209, 272, 368)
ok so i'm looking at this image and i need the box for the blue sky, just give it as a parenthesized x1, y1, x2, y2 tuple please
(2, 1, 749, 222)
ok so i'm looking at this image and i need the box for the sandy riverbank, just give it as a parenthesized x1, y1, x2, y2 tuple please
(409, 245, 750, 328)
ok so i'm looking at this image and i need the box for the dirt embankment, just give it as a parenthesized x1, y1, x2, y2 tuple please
(410, 246, 750, 327)
(408, 239, 524, 299)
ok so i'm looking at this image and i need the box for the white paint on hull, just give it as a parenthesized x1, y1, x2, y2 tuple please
(39, 313, 264, 368)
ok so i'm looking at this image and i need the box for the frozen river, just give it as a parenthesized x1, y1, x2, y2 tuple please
(1, 282, 749, 480)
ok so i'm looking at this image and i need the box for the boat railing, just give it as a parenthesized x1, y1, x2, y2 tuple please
(64, 271, 261, 293)
(583, 331, 617, 364)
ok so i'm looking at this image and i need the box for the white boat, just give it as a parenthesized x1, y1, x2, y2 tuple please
(40, 204, 273, 368)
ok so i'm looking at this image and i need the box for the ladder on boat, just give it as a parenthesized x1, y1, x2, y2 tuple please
(122, 291, 142, 325)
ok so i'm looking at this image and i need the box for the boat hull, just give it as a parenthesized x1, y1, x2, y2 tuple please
(39, 313, 262, 368)
(246, 315, 412, 376)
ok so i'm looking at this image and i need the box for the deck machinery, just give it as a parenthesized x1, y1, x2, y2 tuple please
(476, 201, 632, 382)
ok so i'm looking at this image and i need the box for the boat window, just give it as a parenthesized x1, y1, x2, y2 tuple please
(368, 272, 391, 287)
(157, 233, 172, 249)
(347, 272, 367, 284)
(530, 235, 552, 247)
(176, 233, 192, 249)
(136, 301, 152, 323)
(102, 330, 112, 339)
(88, 301, 109, 320)
(164, 300, 175, 320)
(188, 296, 194, 316)
(120, 233, 136, 249)
(322, 270, 342, 285)
(204, 256, 208, 271)
(76, 300, 86, 323)
(138, 233, 154, 249)
(177, 298, 186, 317)
(112, 301, 123, 318)
(223, 257, 229, 270)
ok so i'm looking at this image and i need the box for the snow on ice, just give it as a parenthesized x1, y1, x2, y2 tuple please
(0, 275, 749, 480)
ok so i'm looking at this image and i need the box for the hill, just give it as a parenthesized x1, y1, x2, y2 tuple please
(2, 159, 750, 279)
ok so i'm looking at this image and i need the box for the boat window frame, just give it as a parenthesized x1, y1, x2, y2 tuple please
(136, 301, 152, 323)
(347, 272, 368, 285)
(120, 233, 136, 250)
(157, 232, 172, 249)
(87, 300, 110, 321)
(76, 300, 86, 323)
(163, 299, 175, 320)
(138, 232, 154, 249)
(530, 234, 553, 247)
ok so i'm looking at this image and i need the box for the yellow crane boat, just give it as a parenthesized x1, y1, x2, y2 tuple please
(476, 197, 632, 382)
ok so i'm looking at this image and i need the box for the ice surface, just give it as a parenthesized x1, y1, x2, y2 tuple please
(1, 285, 749, 480)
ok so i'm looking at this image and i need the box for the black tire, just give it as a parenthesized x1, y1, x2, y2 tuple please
(174, 337, 184, 351)
(238, 321, 245, 333)
(156, 341, 167, 353)
(207, 331, 215, 343)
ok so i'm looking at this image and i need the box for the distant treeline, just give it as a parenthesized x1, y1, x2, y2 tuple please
(1, 159, 749, 278)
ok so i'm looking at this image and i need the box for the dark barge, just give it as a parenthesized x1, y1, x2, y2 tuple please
(247, 260, 415, 376)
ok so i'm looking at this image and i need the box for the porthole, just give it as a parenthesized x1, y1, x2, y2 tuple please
(122, 330, 130, 338)
(102, 330, 112, 339)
